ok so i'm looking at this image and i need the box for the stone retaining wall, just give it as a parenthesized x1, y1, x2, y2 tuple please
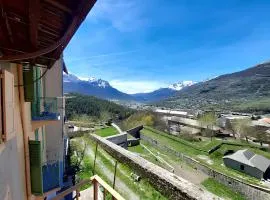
(105, 133, 128, 149)
(141, 134, 270, 200)
(88, 134, 220, 200)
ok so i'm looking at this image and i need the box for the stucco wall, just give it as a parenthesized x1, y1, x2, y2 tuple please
(88, 134, 220, 200)
(0, 63, 28, 200)
(141, 134, 270, 200)
(44, 59, 64, 164)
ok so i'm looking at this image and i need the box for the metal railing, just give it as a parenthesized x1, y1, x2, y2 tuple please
(52, 175, 125, 200)
(31, 97, 60, 121)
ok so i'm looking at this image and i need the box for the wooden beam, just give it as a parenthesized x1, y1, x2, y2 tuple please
(44, 0, 72, 14)
(29, 0, 40, 49)
(51, 0, 97, 61)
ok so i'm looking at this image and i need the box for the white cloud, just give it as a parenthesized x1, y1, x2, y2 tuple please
(110, 80, 167, 94)
(88, 0, 148, 32)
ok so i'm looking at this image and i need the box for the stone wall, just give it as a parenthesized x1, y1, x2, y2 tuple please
(88, 134, 220, 200)
(141, 134, 270, 200)
(126, 125, 143, 139)
(105, 133, 128, 149)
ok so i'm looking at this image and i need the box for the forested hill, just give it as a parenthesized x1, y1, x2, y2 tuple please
(158, 62, 270, 113)
(65, 93, 134, 120)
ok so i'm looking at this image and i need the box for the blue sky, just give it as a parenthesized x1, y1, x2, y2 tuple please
(64, 0, 270, 94)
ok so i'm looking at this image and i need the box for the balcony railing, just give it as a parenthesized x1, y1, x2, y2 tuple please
(51, 175, 125, 200)
(29, 141, 62, 195)
(43, 161, 61, 193)
(32, 97, 60, 121)
(31, 97, 61, 130)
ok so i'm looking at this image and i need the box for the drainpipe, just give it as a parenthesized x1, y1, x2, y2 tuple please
(17, 64, 32, 199)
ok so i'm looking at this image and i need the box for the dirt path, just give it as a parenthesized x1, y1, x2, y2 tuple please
(142, 143, 208, 185)
(76, 138, 140, 200)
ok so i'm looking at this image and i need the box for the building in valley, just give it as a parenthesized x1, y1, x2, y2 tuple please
(223, 149, 270, 180)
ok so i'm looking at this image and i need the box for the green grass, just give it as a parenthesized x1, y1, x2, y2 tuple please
(128, 144, 146, 154)
(142, 127, 270, 187)
(95, 127, 118, 137)
(202, 178, 246, 200)
(76, 136, 168, 200)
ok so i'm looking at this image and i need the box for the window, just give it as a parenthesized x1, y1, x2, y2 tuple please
(0, 69, 15, 142)
(240, 164, 245, 170)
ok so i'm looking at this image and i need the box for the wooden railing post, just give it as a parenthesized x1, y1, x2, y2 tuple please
(75, 189, 79, 200)
(93, 179, 98, 200)
(103, 188, 106, 200)
(93, 142, 98, 174)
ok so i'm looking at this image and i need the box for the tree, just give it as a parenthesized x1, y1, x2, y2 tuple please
(231, 118, 252, 143)
(198, 112, 217, 140)
(224, 119, 236, 139)
(253, 128, 270, 146)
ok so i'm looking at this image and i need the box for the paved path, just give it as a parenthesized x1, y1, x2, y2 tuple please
(111, 123, 123, 134)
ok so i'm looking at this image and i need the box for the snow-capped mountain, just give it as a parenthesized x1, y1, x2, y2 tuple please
(168, 81, 195, 91)
(132, 81, 195, 102)
(63, 73, 195, 102)
(63, 74, 134, 101)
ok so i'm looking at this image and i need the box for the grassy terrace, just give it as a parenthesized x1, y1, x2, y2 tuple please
(95, 127, 119, 137)
(74, 136, 167, 200)
(129, 139, 246, 199)
(202, 178, 245, 200)
(141, 127, 270, 187)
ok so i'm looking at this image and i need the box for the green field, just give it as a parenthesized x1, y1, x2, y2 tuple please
(202, 178, 245, 200)
(141, 127, 270, 186)
(95, 127, 119, 137)
(73, 136, 167, 200)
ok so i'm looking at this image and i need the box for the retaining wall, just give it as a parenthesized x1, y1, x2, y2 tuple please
(88, 134, 220, 200)
(105, 133, 128, 149)
(141, 134, 270, 200)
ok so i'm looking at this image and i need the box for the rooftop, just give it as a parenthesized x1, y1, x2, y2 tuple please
(223, 149, 270, 172)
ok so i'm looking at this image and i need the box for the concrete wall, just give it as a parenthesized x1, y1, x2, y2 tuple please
(141, 134, 270, 200)
(126, 125, 143, 139)
(105, 133, 128, 149)
(88, 134, 220, 200)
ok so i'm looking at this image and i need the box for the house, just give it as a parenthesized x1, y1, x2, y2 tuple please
(0, 1, 125, 200)
(223, 149, 270, 179)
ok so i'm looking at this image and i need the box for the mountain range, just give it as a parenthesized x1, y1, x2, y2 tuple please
(63, 73, 194, 102)
(158, 62, 270, 113)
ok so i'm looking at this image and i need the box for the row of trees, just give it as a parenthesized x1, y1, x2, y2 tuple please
(198, 112, 270, 145)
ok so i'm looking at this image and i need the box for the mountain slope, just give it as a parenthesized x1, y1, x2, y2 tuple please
(65, 93, 134, 120)
(132, 81, 195, 102)
(132, 88, 176, 102)
(159, 62, 270, 112)
(64, 74, 134, 101)
(63, 73, 195, 102)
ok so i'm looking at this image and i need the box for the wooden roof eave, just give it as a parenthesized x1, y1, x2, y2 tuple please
(0, 0, 97, 68)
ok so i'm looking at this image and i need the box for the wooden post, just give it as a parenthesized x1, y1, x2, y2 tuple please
(75, 189, 79, 200)
(93, 142, 98, 174)
(113, 161, 118, 189)
(93, 179, 98, 200)
(103, 188, 106, 200)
